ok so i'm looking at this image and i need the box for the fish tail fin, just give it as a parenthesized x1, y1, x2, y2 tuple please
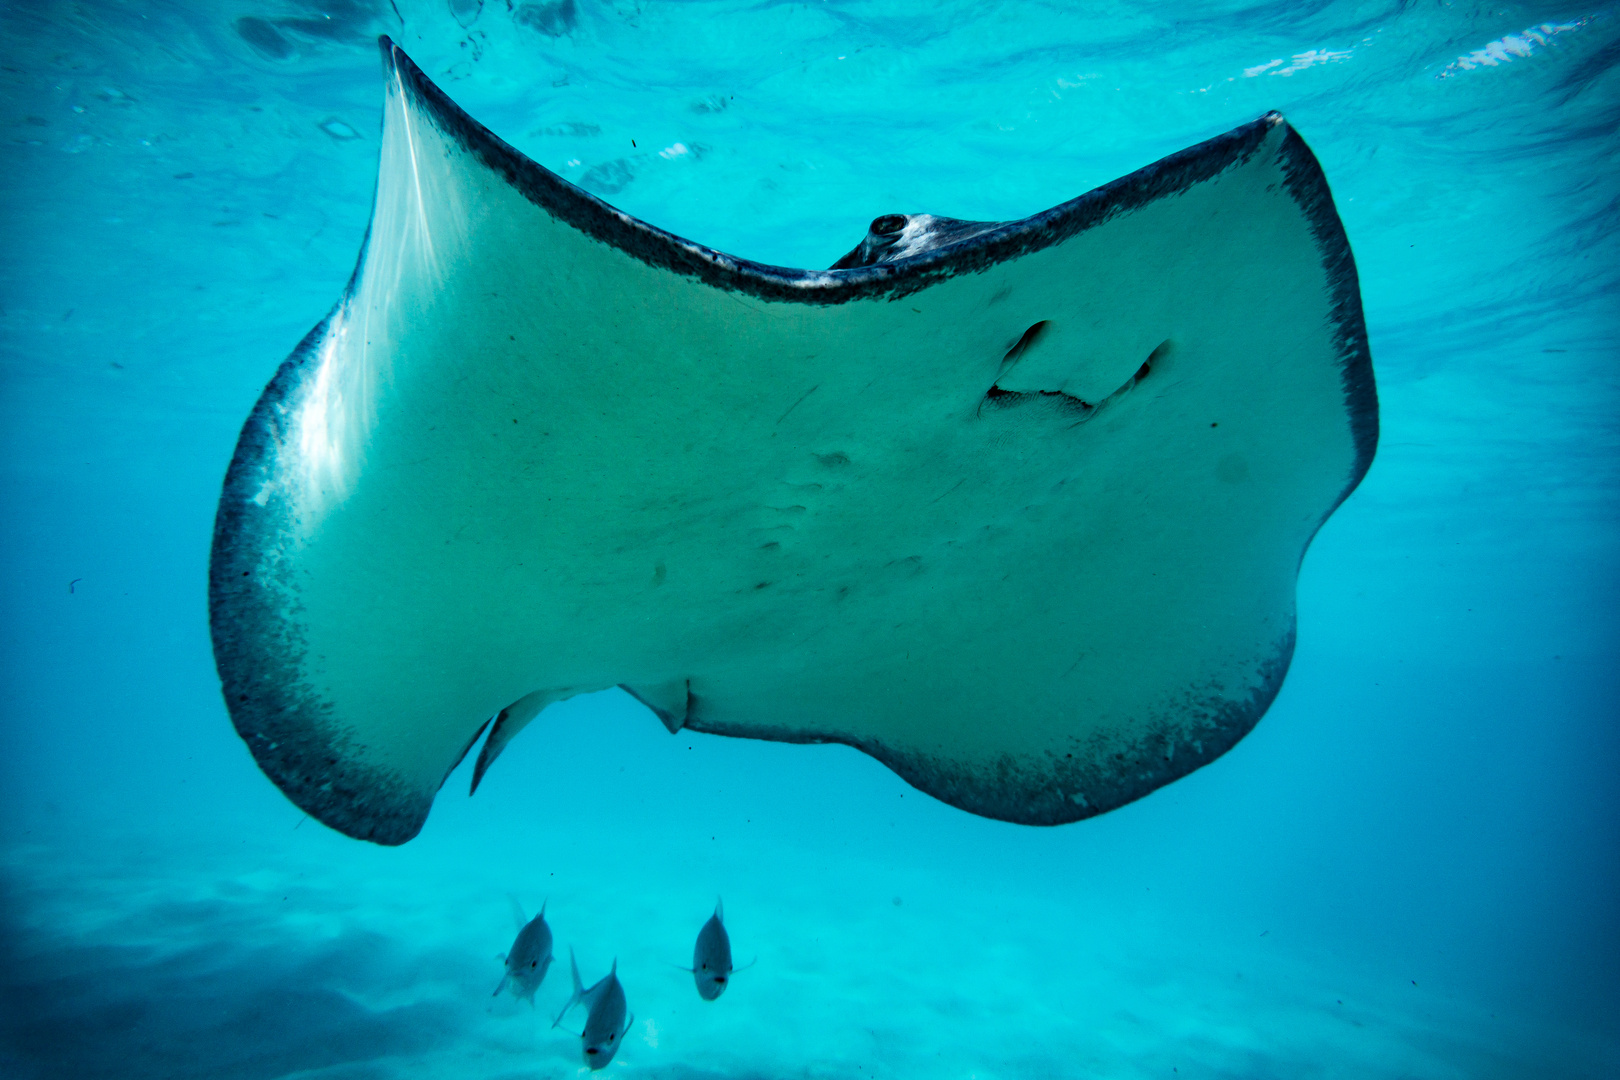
(506, 893, 527, 932)
(539, 896, 547, 919)
(552, 947, 584, 1029)
(715, 896, 724, 923)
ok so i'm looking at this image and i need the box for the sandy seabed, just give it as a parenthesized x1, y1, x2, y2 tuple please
(3, 818, 1607, 1080)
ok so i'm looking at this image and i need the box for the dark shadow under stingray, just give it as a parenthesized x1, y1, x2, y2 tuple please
(0, 902, 466, 1080)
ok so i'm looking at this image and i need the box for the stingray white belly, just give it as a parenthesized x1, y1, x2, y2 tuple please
(208, 38, 1376, 844)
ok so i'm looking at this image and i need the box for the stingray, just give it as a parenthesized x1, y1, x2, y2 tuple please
(208, 38, 1376, 845)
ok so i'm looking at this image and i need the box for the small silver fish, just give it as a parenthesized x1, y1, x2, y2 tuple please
(553, 948, 632, 1070)
(494, 899, 553, 1003)
(692, 899, 733, 1001)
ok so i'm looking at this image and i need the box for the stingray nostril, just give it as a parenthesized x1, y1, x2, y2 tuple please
(870, 214, 907, 237)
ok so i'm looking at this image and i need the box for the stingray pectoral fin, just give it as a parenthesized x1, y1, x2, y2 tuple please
(208, 37, 1374, 845)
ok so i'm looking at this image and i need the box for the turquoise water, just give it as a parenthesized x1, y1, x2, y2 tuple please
(2, 0, 1617, 1076)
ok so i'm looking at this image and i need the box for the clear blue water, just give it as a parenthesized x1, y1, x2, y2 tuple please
(2, 1, 1617, 1076)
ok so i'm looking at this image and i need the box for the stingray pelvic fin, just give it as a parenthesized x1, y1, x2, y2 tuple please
(622, 680, 691, 734)
(471, 690, 564, 795)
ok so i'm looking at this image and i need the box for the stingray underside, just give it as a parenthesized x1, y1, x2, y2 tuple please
(208, 38, 1375, 844)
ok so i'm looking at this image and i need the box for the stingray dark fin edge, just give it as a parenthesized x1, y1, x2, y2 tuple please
(1270, 123, 1379, 507)
(375, 35, 1292, 308)
(684, 625, 1296, 826)
(208, 311, 433, 847)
